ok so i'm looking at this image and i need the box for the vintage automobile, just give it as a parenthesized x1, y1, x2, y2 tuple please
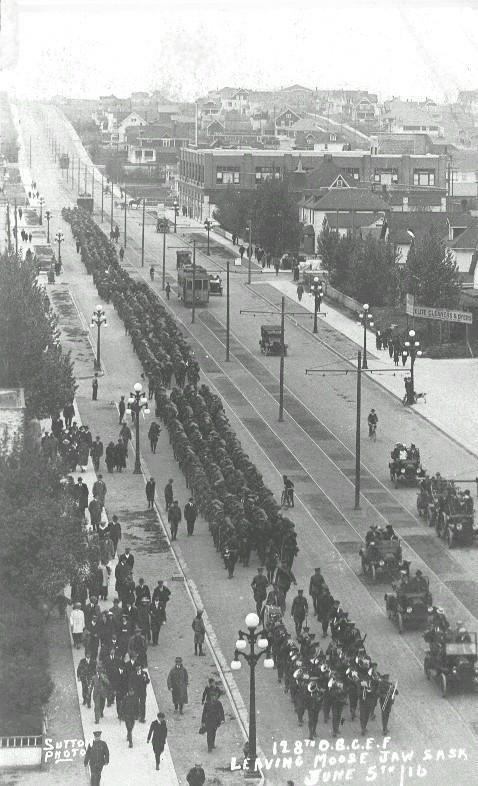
(435, 486, 476, 548)
(209, 274, 223, 295)
(416, 483, 439, 527)
(424, 632, 478, 696)
(385, 581, 432, 634)
(389, 446, 426, 488)
(359, 539, 402, 582)
(259, 325, 287, 356)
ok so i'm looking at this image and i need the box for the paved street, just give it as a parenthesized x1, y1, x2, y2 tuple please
(11, 99, 478, 786)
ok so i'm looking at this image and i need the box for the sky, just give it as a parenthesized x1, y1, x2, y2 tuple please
(1, 0, 478, 102)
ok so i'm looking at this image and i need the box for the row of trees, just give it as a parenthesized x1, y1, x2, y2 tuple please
(317, 221, 462, 310)
(0, 254, 77, 418)
(213, 180, 301, 257)
(0, 253, 86, 733)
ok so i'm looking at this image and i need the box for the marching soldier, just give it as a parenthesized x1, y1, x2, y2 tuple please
(378, 674, 398, 735)
(309, 568, 326, 615)
(306, 682, 324, 739)
(251, 567, 269, 617)
(291, 590, 308, 637)
(358, 676, 377, 735)
(328, 674, 347, 738)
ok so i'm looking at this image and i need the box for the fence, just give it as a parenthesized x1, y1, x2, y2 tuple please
(0, 735, 43, 769)
(323, 281, 362, 314)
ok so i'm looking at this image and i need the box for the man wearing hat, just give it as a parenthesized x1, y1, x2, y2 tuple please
(251, 566, 269, 617)
(186, 762, 206, 786)
(291, 589, 309, 637)
(147, 711, 168, 770)
(120, 687, 140, 748)
(308, 568, 325, 616)
(192, 610, 206, 656)
(167, 657, 189, 714)
(84, 730, 109, 785)
(201, 691, 225, 752)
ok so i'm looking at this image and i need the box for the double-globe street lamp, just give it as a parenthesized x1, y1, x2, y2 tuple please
(126, 382, 150, 474)
(311, 276, 323, 334)
(55, 231, 64, 265)
(204, 217, 212, 256)
(91, 305, 107, 371)
(402, 328, 422, 403)
(45, 210, 51, 243)
(230, 612, 274, 779)
(357, 303, 374, 369)
(39, 196, 45, 225)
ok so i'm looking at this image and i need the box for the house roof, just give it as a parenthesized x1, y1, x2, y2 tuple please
(386, 212, 450, 245)
(445, 222, 478, 249)
(304, 159, 354, 189)
(276, 106, 301, 122)
(290, 118, 326, 133)
(281, 84, 313, 93)
(313, 188, 389, 212)
(383, 100, 441, 126)
(325, 212, 377, 229)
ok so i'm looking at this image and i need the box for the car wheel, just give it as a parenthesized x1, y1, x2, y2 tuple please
(447, 530, 454, 549)
(371, 564, 377, 582)
(424, 659, 431, 680)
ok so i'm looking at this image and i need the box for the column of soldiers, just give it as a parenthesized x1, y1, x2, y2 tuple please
(259, 567, 397, 740)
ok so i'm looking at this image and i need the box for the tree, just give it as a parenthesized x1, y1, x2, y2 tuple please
(213, 187, 250, 238)
(0, 254, 76, 417)
(349, 234, 399, 306)
(405, 230, 461, 307)
(252, 179, 300, 256)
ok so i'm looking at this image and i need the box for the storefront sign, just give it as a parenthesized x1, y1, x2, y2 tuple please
(406, 295, 472, 324)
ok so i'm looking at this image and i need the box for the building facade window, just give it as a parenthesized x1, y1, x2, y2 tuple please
(374, 168, 399, 184)
(144, 150, 154, 159)
(255, 166, 281, 181)
(413, 169, 435, 186)
(345, 167, 360, 180)
(216, 167, 240, 184)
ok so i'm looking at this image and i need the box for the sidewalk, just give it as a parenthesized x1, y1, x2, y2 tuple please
(266, 277, 478, 458)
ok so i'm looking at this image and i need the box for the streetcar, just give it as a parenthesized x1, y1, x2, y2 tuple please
(177, 264, 209, 306)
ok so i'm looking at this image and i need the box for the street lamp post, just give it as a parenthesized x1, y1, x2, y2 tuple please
(91, 305, 107, 371)
(173, 199, 179, 233)
(357, 303, 374, 369)
(402, 329, 422, 403)
(230, 612, 273, 779)
(55, 231, 64, 265)
(204, 217, 212, 255)
(126, 382, 150, 474)
(311, 276, 323, 334)
(45, 210, 51, 243)
(162, 221, 167, 290)
(226, 260, 230, 361)
(39, 196, 45, 225)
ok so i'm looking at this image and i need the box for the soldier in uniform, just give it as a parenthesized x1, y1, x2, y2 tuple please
(306, 681, 324, 739)
(378, 674, 397, 735)
(359, 676, 377, 735)
(251, 567, 269, 617)
(291, 590, 308, 637)
(328, 674, 347, 737)
(309, 568, 326, 616)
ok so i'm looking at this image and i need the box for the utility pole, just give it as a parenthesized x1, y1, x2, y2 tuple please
(84, 163, 87, 194)
(77, 158, 80, 194)
(247, 220, 252, 285)
(91, 170, 94, 204)
(191, 239, 196, 324)
(101, 174, 104, 222)
(6, 202, 11, 252)
(14, 199, 18, 256)
(123, 185, 127, 247)
(29, 137, 32, 168)
(141, 198, 145, 267)
(278, 296, 285, 422)
(110, 180, 114, 235)
(71, 154, 74, 189)
(226, 259, 230, 361)
(355, 350, 361, 510)
(162, 222, 166, 290)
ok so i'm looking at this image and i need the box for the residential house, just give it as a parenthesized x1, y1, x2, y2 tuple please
(382, 99, 444, 136)
(457, 89, 478, 115)
(111, 111, 149, 147)
(380, 211, 450, 263)
(275, 107, 302, 133)
(198, 100, 221, 128)
(299, 187, 390, 237)
(444, 218, 478, 286)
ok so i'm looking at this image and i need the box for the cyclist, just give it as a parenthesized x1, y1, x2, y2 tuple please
(150, 265, 155, 281)
(367, 409, 378, 439)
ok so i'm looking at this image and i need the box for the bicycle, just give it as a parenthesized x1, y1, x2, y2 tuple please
(368, 422, 377, 442)
(402, 392, 427, 406)
(280, 489, 289, 507)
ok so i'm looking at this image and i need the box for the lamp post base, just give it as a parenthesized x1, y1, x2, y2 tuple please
(244, 769, 262, 780)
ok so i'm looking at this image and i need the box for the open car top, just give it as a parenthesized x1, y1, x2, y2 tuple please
(261, 325, 282, 335)
(445, 640, 477, 656)
(368, 540, 401, 555)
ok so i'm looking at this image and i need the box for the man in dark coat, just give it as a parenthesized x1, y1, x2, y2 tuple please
(75, 477, 89, 514)
(129, 664, 150, 723)
(135, 578, 151, 604)
(146, 477, 156, 510)
(164, 478, 174, 510)
(90, 437, 103, 472)
(187, 764, 206, 786)
(105, 441, 116, 473)
(84, 730, 109, 786)
(114, 439, 127, 471)
(152, 580, 171, 606)
(167, 656, 188, 713)
(109, 515, 121, 556)
(89, 496, 102, 533)
(92, 475, 107, 507)
(192, 610, 206, 656)
(251, 566, 269, 616)
(118, 396, 126, 425)
(77, 654, 96, 706)
(201, 695, 225, 752)
(92, 375, 99, 401)
(147, 712, 168, 770)
(168, 500, 181, 540)
(120, 687, 139, 747)
(184, 498, 198, 536)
